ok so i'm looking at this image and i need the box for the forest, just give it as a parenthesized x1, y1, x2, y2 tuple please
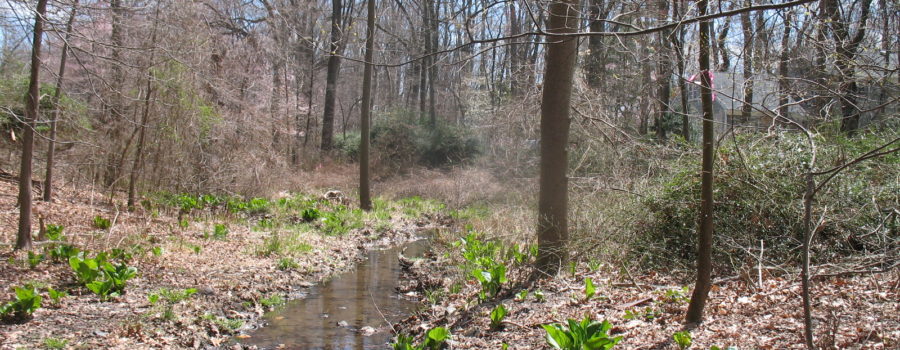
(0, 0, 897, 348)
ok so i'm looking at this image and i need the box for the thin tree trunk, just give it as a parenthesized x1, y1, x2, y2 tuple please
(43, 0, 79, 202)
(127, 2, 161, 211)
(801, 172, 815, 348)
(686, 0, 715, 324)
(17, 0, 49, 250)
(359, 0, 375, 211)
(535, 0, 578, 275)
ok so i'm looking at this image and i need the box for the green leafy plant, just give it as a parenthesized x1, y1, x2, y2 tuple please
(27, 251, 44, 269)
(46, 287, 67, 306)
(584, 278, 596, 300)
(542, 317, 621, 350)
(149, 288, 197, 305)
(662, 287, 690, 304)
(515, 289, 529, 302)
(391, 327, 451, 350)
(93, 215, 111, 229)
(0, 285, 42, 322)
(490, 304, 507, 330)
(47, 244, 80, 262)
(259, 294, 284, 308)
(178, 218, 190, 228)
(70, 253, 136, 300)
(623, 306, 660, 321)
(673, 330, 692, 349)
(151, 246, 163, 256)
(212, 223, 228, 240)
(69, 254, 105, 285)
(277, 257, 299, 270)
(534, 290, 546, 302)
(472, 264, 506, 300)
(45, 224, 64, 241)
(301, 208, 321, 222)
(43, 337, 68, 349)
(109, 248, 133, 263)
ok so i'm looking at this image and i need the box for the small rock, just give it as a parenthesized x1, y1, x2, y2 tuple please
(94, 330, 109, 337)
(337, 320, 349, 327)
(359, 326, 376, 336)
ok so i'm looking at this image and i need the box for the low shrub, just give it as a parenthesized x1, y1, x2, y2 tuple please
(335, 111, 480, 169)
(634, 130, 899, 272)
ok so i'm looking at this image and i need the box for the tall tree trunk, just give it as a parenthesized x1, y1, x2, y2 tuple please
(127, 1, 160, 211)
(655, 0, 671, 141)
(359, 0, 376, 211)
(44, 0, 79, 202)
(777, 9, 793, 119)
(585, 0, 607, 89)
(686, 0, 715, 324)
(321, 0, 344, 151)
(672, 0, 690, 141)
(104, 0, 126, 188)
(740, 3, 754, 123)
(535, 0, 578, 275)
(17, 0, 49, 250)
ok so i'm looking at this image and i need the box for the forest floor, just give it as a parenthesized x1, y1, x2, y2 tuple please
(398, 237, 898, 349)
(0, 176, 450, 350)
(1, 166, 897, 349)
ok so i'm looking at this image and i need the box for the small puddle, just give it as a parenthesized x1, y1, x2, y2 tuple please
(238, 239, 427, 349)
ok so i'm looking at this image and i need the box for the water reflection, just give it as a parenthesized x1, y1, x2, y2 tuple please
(240, 240, 426, 349)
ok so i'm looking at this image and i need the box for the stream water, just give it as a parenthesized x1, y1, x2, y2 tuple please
(238, 239, 427, 349)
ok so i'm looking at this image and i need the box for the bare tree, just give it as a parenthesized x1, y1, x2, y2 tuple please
(535, 0, 579, 275)
(43, 0, 79, 202)
(821, 0, 874, 135)
(127, 1, 162, 211)
(686, 0, 716, 325)
(359, 0, 375, 211)
(16, 0, 49, 250)
(321, 0, 345, 151)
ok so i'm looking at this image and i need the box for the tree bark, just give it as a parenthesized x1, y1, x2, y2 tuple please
(740, 1, 754, 123)
(585, 0, 607, 90)
(359, 0, 375, 211)
(535, 0, 578, 275)
(17, 0, 49, 250)
(686, 0, 715, 325)
(777, 9, 793, 120)
(655, 0, 671, 141)
(44, 0, 79, 202)
(672, 0, 690, 141)
(321, 0, 344, 151)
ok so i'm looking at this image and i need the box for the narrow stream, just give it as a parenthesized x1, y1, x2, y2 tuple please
(238, 239, 427, 349)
